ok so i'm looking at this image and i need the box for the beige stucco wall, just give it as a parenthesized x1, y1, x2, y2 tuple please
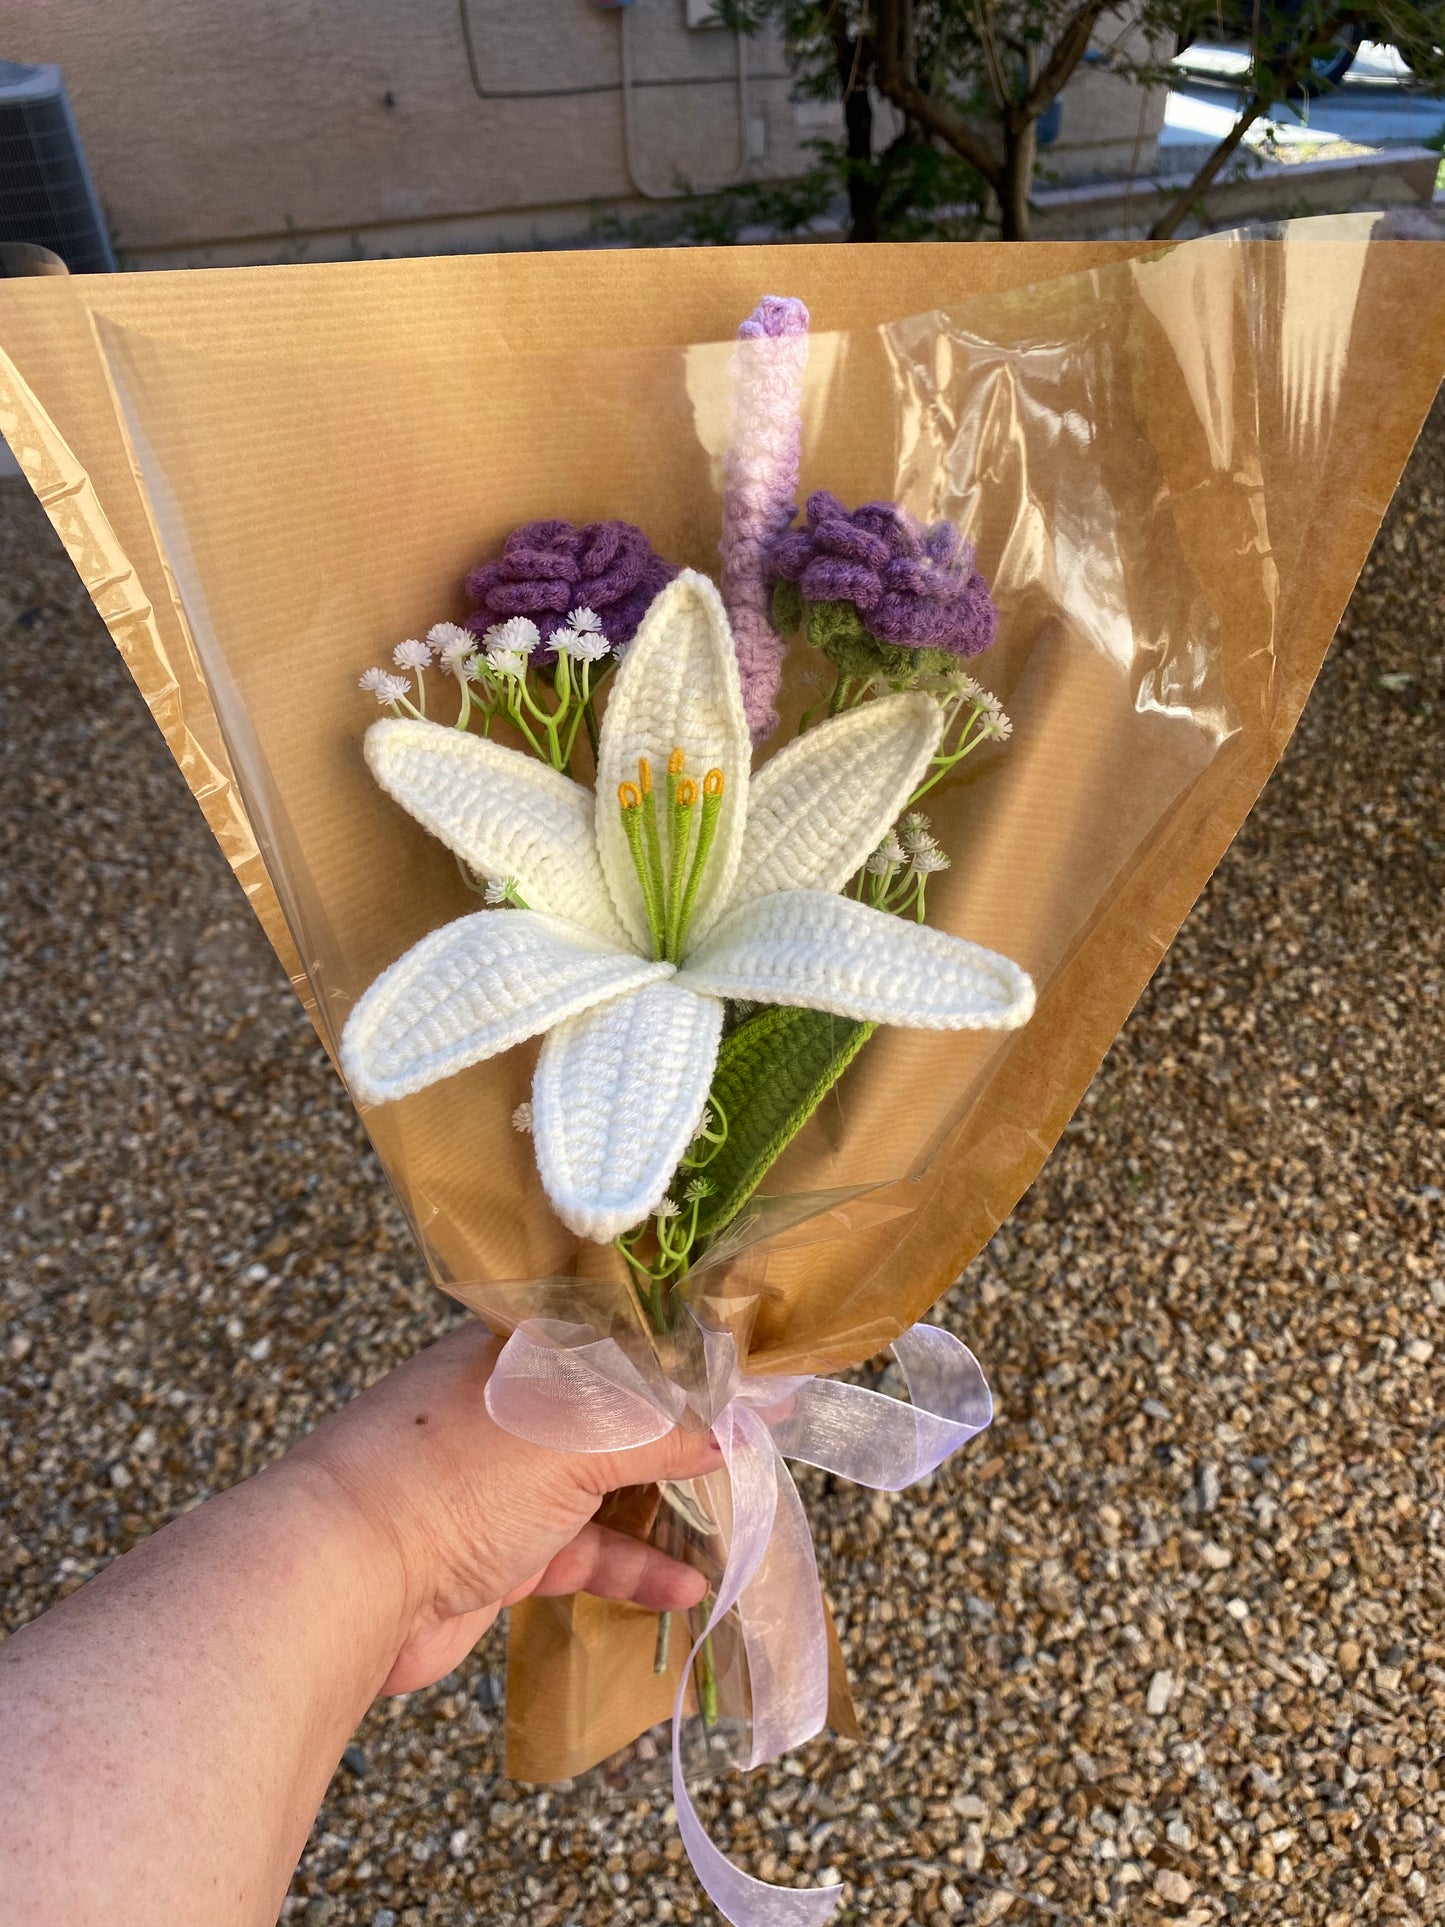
(1044, 31, 1167, 186)
(10, 2, 1165, 265)
(9, 0, 808, 266)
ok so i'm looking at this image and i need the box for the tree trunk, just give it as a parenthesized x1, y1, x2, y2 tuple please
(843, 69, 883, 241)
(830, 26, 883, 242)
(1148, 93, 1268, 240)
(997, 119, 1037, 241)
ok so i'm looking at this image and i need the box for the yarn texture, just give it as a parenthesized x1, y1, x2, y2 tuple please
(466, 518, 676, 663)
(719, 296, 810, 744)
(770, 490, 998, 664)
(344, 568, 1034, 1239)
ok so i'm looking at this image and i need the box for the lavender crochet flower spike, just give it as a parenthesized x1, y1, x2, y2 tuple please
(771, 490, 998, 674)
(719, 295, 811, 743)
(466, 519, 677, 665)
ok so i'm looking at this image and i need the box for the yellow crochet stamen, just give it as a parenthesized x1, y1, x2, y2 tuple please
(664, 774, 698, 960)
(638, 757, 666, 947)
(673, 768, 726, 960)
(625, 750, 726, 962)
(619, 781, 664, 954)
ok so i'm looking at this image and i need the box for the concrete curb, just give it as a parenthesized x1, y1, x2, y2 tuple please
(1032, 143, 1440, 238)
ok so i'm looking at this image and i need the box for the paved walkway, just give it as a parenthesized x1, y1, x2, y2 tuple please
(1164, 40, 1445, 173)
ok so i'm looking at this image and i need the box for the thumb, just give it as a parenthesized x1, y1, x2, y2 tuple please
(584, 1422, 723, 1497)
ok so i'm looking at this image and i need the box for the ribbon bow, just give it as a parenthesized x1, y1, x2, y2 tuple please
(485, 1315, 992, 1927)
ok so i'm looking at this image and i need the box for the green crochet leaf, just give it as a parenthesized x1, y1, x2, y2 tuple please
(771, 578, 804, 634)
(800, 597, 886, 678)
(693, 1005, 874, 1244)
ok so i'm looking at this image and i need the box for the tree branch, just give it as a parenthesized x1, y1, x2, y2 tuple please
(1148, 90, 1270, 240)
(1021, 0, 1113, 119)
(874, 0, 1005, 185)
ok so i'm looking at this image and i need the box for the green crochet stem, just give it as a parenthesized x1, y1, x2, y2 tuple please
(692, 1005, 875, 1246)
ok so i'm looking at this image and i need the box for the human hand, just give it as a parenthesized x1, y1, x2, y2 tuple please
(287, 1320, 719, 1695)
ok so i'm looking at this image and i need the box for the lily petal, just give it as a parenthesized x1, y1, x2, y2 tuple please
(341, 911, 669, 1104)
(595, 570, 751, 951)
(366, 719, 628, 944)
(728, 692, 943, 912)
(681, 889, 1035, 1030)
(532, 980, 724, 1241)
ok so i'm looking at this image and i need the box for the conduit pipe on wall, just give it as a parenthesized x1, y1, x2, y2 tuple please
(619, 3, 751, 199)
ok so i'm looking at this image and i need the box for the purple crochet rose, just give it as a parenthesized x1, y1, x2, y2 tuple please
(769, 491, 997, 659)
(465, 519, 676, 664)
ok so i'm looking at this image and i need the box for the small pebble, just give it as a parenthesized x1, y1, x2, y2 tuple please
(1146, 1670, 1174, 1715)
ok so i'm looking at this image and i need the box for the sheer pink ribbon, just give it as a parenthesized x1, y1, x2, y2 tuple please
(485, 1316, 992, 1927)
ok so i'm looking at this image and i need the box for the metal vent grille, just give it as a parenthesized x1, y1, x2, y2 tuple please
(0, 61, 114, 273)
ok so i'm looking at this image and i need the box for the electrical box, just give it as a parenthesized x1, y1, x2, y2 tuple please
(0, 61, 114, 273)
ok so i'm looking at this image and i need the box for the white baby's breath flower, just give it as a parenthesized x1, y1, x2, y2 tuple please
(567, 606, 603, 633)
(910, 847, 951, 874)
(393, 638, 433, 671)
(875, 834, 907, 865)
(900, 816, 937, 856)
(484, 876, 521, 907)
(359, 668, 411, 705)
(901, 811, 931, 834)
(866, 850, 898, 876)
(428, 622, 476, 672)
(683, 1176, 714, 1201)
(511, 1101, 534, 1134)
(556, 624, 611, 663)
(654, 1198, 682, 1220)
(949, 670, 985, 704)
(982, 696, 1013, 740)
(484, 617, 541, 659)
(485, 647, 531, 681)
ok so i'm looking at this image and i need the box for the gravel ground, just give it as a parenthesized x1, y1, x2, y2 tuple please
(2, 394, 1442, 1927)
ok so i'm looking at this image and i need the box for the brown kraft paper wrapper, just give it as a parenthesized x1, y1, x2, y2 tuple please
(2, 225, 1442, 1782)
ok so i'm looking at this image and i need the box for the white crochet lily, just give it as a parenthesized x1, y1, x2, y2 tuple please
(342, 569, 1034, 1240)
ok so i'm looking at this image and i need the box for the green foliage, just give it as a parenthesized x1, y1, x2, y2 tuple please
(706, 0, 1445, 243)
(591, 164, 839, 248)
(693, 1005, 875, 1242)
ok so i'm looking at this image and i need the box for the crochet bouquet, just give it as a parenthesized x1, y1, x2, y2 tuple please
(342, 299, 1032, 1293)
(3, 224, 1441, 1927)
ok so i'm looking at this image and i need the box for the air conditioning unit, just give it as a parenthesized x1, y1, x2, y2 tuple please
(0, 61, 114, 273)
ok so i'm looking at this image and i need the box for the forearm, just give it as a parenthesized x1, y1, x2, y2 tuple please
(0, 1456, 407, 1927)
(0, 1322, 716, 1927)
